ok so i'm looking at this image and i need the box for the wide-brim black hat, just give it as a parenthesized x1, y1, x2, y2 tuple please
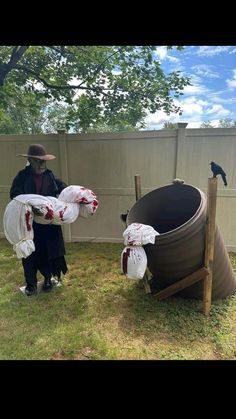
(17, 144, 56, 160)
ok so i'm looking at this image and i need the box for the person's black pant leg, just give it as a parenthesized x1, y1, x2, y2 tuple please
(22, 253, 38, 288)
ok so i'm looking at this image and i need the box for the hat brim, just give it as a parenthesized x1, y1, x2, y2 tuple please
(17, 154, 56, 160)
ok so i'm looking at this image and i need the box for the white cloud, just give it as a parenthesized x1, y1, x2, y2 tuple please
(144, 110, 173, 127)
(196, 46, 231, 56)
(144, 94, 231, 130)
(175, 96, 208, 116)
(226, 68, 236, 89)
(154, 46, 168, 60)
(167, 55, 179, 63)
(143, 110, 205, 130)
(191, 64, 220, 79)
(227, 79, 236, 88)
(143, 46, 236, 130)
(154, 47, 181, 64)
(209, 94, 236, 104)
(185, 121, 202, 128)
(202, 119, 224, 127)
(144, 97, 206, 129)
(205, 104, 231, 117)
(182, 84, 209, 95)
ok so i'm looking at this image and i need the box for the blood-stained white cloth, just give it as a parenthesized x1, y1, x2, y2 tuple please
(123, 223, 159, 246)
(121, 246, 147, 280)
(29, 196, 80, 225)
(58, 185, 98, 217)
(3, 185, 99, 258)
(3, 198, 35, 258)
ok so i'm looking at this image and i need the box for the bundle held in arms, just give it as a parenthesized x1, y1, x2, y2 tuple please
(3, 185, 99, 259)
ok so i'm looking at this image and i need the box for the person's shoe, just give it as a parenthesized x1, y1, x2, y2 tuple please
(42, 277, 53, 292)
(25, 285, 37, 296)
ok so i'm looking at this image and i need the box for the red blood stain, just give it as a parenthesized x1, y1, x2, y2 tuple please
(25, 210, 32, 231)
(122, 247, 131, 274)
(45, 206, 54, 220)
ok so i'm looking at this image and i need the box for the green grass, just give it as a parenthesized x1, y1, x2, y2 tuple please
(1, 237, 236, 360)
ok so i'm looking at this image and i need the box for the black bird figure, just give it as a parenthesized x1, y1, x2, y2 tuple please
(120, 210, 129, 224)
(210, 161, 227, 186)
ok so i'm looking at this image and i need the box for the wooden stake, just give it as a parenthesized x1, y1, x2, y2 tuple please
(134, 174, 141, 201)
(203, 177, 218, 316)
(134, 174, 151, 294)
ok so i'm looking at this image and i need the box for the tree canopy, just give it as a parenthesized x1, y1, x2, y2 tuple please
(200, 119, 236, 128)
(162, 121, 178, 129)
(0, 46, 191, 133)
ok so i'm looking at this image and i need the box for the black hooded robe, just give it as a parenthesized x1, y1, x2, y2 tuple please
(10, 165, 68, 280)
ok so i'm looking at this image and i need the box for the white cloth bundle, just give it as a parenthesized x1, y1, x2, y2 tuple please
(123, 223, 159, 246)
(58, 185, 99, 217)
(121, 246, 147, 280)
(28, 195, 80, 225)
(3, 185, 99, 258)
(3, 198, 35, 258)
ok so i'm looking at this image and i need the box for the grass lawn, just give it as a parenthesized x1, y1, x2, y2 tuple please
(0, 237, 236, 360)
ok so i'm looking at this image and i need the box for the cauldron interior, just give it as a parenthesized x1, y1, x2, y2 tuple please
(128, 185, 201, 234)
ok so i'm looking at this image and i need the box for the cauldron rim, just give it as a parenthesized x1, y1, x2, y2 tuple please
(127, 183, 206, 239)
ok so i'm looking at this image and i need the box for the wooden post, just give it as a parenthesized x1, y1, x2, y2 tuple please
(203, 177, 218, 315)
(134, 174, 141, 201)
(134, 174, 151, 294)
(57, 129, 71, 243)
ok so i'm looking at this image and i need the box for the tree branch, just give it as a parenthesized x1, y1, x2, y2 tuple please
(14, 64, 109, 96)
(0, 46, 29, 85)
(7, 46, 29, 69)
(77, 47, 123, 89)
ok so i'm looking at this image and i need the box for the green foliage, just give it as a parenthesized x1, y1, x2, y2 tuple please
(162, 121, 178, 129)
(200, 120, 214, 128)
(0, 84, 49, 134)
(218, 118, 236, 128)
(0, 46, 191, 133)
(200, 118, 236, 128)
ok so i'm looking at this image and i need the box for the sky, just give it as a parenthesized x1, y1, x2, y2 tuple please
(144, 46, 236, 130)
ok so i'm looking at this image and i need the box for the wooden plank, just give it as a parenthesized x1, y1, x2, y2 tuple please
(134, 174, 141, 201)
(203, 177, 218, 315)
(152, 267, 209, 300)
(142, 270, 151, 294)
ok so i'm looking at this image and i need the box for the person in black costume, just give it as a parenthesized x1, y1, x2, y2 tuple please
(10, 144, 68, 296)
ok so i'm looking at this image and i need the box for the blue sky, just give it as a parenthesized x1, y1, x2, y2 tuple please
(144, 46, 236, 129)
